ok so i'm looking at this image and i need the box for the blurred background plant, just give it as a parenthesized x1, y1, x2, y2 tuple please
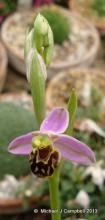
(33, 0, 53, 7)
(92, 0, 105, 17)
(0, 102, 37, 179)
(33, 0, 69, 8)
(0, 0, 17, 24)
(54, 0, 68, 7)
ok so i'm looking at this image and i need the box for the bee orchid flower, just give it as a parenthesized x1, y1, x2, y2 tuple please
(8, 107, 95, 178)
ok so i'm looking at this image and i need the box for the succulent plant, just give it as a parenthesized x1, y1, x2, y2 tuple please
(40, 7, 70, 44)
(0, 102, 37, 179)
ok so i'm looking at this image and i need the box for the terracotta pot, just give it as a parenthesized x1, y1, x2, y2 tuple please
(46, 68, 105, 110)
(0, 42, 8, 92)
(70, 0, 105, 36)
(0, 175, 45, 215)
(1, 5, 100, 77)
(1, 11, 32, 74)
(0, 197, 39, 214)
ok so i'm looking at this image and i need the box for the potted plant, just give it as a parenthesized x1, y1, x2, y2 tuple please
(70, 0, 105, 35)
(46, 68, 105, 112)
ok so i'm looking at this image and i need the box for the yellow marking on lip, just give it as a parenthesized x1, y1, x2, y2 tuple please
(34, 167, 38, 172)
(41, 169, 45, 174)
(47, 166, 51, 176)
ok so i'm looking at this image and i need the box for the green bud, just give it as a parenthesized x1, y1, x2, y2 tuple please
(24, 13, 54, 127)
(33, 13, 54, 67)
(34, 13, 49, 36)
(26, 49, 47, 81)
(26, 49, 46, 126)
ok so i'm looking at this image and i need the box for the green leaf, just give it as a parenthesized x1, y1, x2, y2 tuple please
(66, 89, 77, 135)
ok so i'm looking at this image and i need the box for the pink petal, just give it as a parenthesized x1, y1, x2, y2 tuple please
(40, 107, 69, 134)
(53, 135, 96, 165)
(8, 133, 33, 155)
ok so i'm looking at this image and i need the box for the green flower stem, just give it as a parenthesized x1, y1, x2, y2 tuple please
(49, 167, 61, 220)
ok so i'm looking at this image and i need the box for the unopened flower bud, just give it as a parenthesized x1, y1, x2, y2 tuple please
(34, 13, 49, 36)
(33, 13, 54, 66)
(26, 49, 47, 82)
(26, 48, 46, 125)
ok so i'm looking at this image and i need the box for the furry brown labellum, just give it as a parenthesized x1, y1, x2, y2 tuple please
(29, 145, 60, 177)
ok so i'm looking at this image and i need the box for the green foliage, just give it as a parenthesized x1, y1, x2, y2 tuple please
(0, 102, 37, 179)
(92, 0, 105, 17)
(40, 7, 70, 44)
